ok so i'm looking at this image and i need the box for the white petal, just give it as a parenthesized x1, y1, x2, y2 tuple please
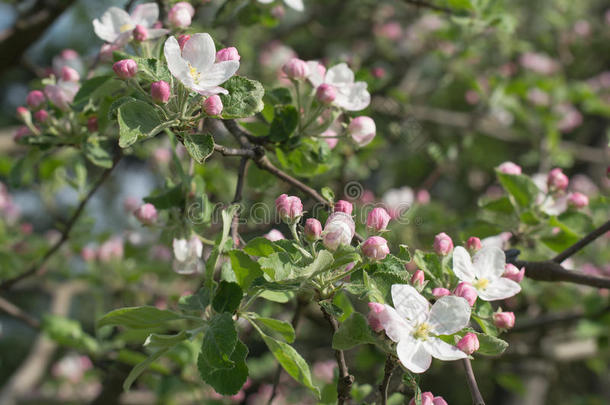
(258, 0, 274, 3)
(452, 246, 476, 282)
(335, 82, 370, 111)
(284, 0, 304, 11)
(193, 86, 229, 96)
(397, 337, 432, 373)
(173, 239, 188, 262)
(164, 37, 192, 86)
(306, 61, 325, 87)
(428, 296, 471, 335)
(93, 7, 132, 43)
(478, 278, 521, 301)
(391, 284, 429, 324)
(173, 257, 203, 274)
(325, 63, 355, 87)
(473, 246, 506, 280)
(130, 2, 158, 27)
(146, 28, 170, 39)
(379, 304, 413, 342)
(182, 33, 216, 72)
(423, 338, 467, 361)
(197, 60, 240, 88)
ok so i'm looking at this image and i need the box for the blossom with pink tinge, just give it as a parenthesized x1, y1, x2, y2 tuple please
(556, 104, 583, 133)
(134, 203, 158, 225)
(362, 236, 390, 261)
(304, 218, 322, 241)
(453, 281, 478, 306)
(34, 110, 49, 123)
(348, 116, 376, 147)
(316, 83, 336, 104)
(150, 80, 171, 104)
(503, 263, 525, 283)
(568, 192, 589, 209)
(275, 194, 303, 223)
(98, 237, 124, 262)
(367, 302, 386, 332)
(493, 311, 515, 329)
(410, 269, 425, 288)
(466, 237, 482, 253)
(527, 88, 550, 106)
(433, 232, 453, 255)
(26, 90, 45, 108)
(497, 161, 522, 175)
(312, 360, 336, 383)
(93, 3, 168, 45)
(366, 207, 391, 232)
(203, 95, 223, 116)
(547, 168, 569, 191)
(61, 66, 80, 82)
(372, 67, 386, 78)
(573, 20, 591, 37)
(416, 189, 430, 204)
(216, 47, 241, 62)
(374, 22, 402, 40)
(321, 129, 338, 149)
(334, 200, 353, 215)
(168, 2, 195, 27)
(432, 397, 448, 405)
(177, 34, 190, 50)
(409, 392, 434, 405)
(81, 246, 97, 262)
(457, 332, 480, 355)
(519, 52, 558, 75)
(133, 24, 148, 41)
(432, 288, 451, 298)
(323, 212, 355, 250)
(264, 229, 285, 241)
(282, 58, 310, 79)
(113, 59, 138, 79)
(13, 126, 30, 141)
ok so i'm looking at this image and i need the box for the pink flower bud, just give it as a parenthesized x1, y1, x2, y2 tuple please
(366, 207, 391, 232)
(61, 49, 78, 60)
(493, 311, 515, 329)
(409, 392, 434, 405)
(134, 203, 158, 225)
(454, 281, 478, 306)
(547, 168, 569, 191)
(316, 83, 336, 104)
(282, 58, 310, 79)
(216, 47, 240, 62)
(13, 126, 30, 141)
(568, 192, 589, 208)
(416, 189, 430, 204)
(275, 194, 303, 222)
(432, 396, 448, 405)
(177, 34, 191, 51)
(372, 67, 386, 78)
(264, 229, 285, 241)
(151, 80, 171, 104)
(367, 302, 386, 332)
(133, 24, 149, 42)
(362, 236, 390, 261)
(26, 90, 45, 108)
(334, 200, 353, 215)
(323, 212, 355, 250)
(304, 218, 322, 241)
(16, 106, 30, 121)
(432, 287, 451, 298)
(169, 2, 195, 27)
(433, 232, 453, 255)
(348, 116, 376, 147)
(203, 95, 223, 116)
(497, 161, 522, 175)
(87, 116, 98, 132)
(34, 109, 49, 123)
(61, 66, 80, 82)
(123, 196, 140, 213)
(466, 236, 482, 252)
(503, 263, 525, 283)
(113, 59, 138, 79)
(81, 246, 97, 262)
(457, 332, 480, 355)
(410, 269, 425, 288)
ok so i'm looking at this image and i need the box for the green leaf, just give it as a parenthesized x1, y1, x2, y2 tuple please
(251, 315, 295, 343)
(134, 57, 171, 82)
(413, 250, 443, 281)
(42, 315, 99, 353)
(117, 100, 162, 148)
(396, 244, 411, 263)
(332, 313, 376, 350)
(72, 75, 117, 107)
(264, 87, 292, 105)
(123, 347, 170, 391)
(97, 306, 187, 329)
(212, 281, 243, 313)
(143, 184, 185, 210)
(243, 237, 282, 257)
(229, 250, 263, 289)
(299, 250, 334, 279)
(198, 339, 249, 395)
(479, 196, 514, 214)
(201, 313, 237, 369)
(205, 205, 239, 288)
(178, 288, 210, 312)
(496, 172, 540, 209)
(474, 332, 509, 356)
(183, 133, 214, 164)
(219, 76, 265, 119)
(321, 187, 335, 203)
(144, 331, 189, 350)
(83, 136, 114, 168)
(268, 105, 298, 142)
(258, 252, 294, 281)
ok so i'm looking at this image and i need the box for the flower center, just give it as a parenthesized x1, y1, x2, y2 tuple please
(473, 278, 489, 290)
(413, 322, 431, 340)
(120, 24, 134, 33)
(188, 63, 201, 83)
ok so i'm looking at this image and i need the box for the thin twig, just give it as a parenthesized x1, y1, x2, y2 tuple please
(553, 220, 610, 264)
(231, 157, 249, 246)
(0, 155, 121, 291)
(462, 358, 485, 405)
(0, 295, 40, 329)
(214, 144, 255, 157)
(379, 356, 397, 405)
(320, 305, 354, 405)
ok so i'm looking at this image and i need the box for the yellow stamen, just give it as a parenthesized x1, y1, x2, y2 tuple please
(413, 322, 431, 340)
(473, 278, 489, 290)
(120, 24, 134, 33)
(188, 63, 201, 83)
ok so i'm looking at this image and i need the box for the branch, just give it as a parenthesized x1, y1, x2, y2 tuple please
(515, 260, 610, 289)
(0, 155, 121, 291)
(379, 356, 397, 405)
(231, 157, 249, 246)
(320, 305, 354, 405)
(552, 220, 610, 264)
(462, 358, 485, 405)
(0, 295, 40, 329)
(213, 144, 256, 157)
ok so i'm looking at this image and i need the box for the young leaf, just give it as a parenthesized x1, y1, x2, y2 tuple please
(198, 339, 249, 395)
(496, 171, 540, 209)
(212, 281, 243, 313)
(117, 100, 162, 148)
(243, 237, 283, 257)
(42, 315, 99, 353)
(219, 76, 265, 118)
(123, 347, 170, 391)
(229, 250, 263, 289)
(201, 313, 237, 369)
(178, 288, 210, 312)
(332, 313, 376, 350)
(183, 133, 214, 164)
(474, 332, 509, 356)
(97, 306, 188, 329)
(251, 315, 295, 343)
(268, 105, 298, 142)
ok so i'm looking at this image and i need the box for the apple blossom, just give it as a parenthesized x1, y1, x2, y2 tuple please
(466, 236, 482, 252)
(568, 192, 589, 208)
(44, 81, 79, 110)
(497, 161, 522, 175)
(203, 95, 223, 116)
(81, 246, 97, 262)
(378, 285, 471, 373)
(169, 2, 195, 28)
(134, 203, 158, 225)
(275, 194, 303, 222)
(34, 110, 49, 123)
(133, 24, 148, 42)
(367, 302, 386, 332)
(282, 58, 310, 79)
(334, 200, 353, 215)
(452, 246, 521, 301)
(321, 129, 338, 149)
(61, 66, 80, 82)
(257, 0, 304, 12)
(173, 236, 203, 274)
(98, 237, 124, 262)
(453, 281, 478, 306)
(519, 52, 558, 75)
(264, 229, 285, 241)
(26, 90, 45, 108)
(433, 232, 453, 255)
(308, 62, 370, 111)
(348, 116, 376, 147)
(164, 33, 240, 96)
(547, 168, 569, 191)
(216, 47, 241, 62)
(366, 207, 391, 232)
(316, 83, 336, 104)
(323, 212, 355, 250)
(432, 288, 451, 298)
(493, 311, 515, 329)
(93, 3, 168, 45)
(362, 236, 390, 261)
(432, 397, 448, 405)
(304, 218, 322, 241)
(150, 80, 171, 104)
(383, 186, 414, 219)
(457, 332, 480, 355)
(503, 263, 525, 283)
(113, 59, 138, 79)
(409, 392, 434, 405)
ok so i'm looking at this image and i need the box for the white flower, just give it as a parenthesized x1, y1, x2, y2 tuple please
(307, 62, 370, 111)
(378, 284, 471, 373)
(257, 0, 304, 12)
(164, 33, 240, 96)
(93, 3, 168, 45)
(172, 236, 203, 274)
(452, 246, 521, 301)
